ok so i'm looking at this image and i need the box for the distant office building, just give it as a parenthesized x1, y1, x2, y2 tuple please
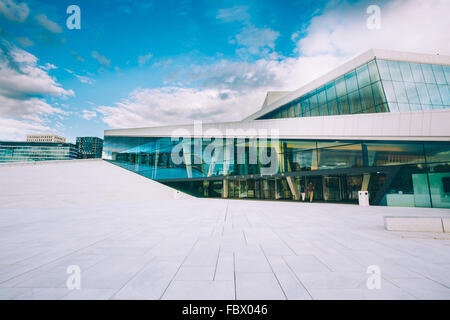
(76, 137, 103, 159)
(0, 141, 77, 163)
(26, 134, 66, 143)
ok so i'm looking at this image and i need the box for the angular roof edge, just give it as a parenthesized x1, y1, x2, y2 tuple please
(104, 109, 450, 142)
(261, 91, 291, 110)
(243, 48, 450, 121)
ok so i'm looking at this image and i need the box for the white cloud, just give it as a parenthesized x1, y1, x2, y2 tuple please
(16, 37, 33, 47)
(73, 74, 94, 84)
(41, 62, 57, 71)
(216, 5, 250, 23)
(297, 0, 450, 57)
(0, 44, 73, 140)
(81, 110, 97, 120)
(0, 117, 56, 141)
(138, 53, 153, 66)
(0, 46, 74, 101)
(35, 14, 63, 34)
(75, 74, 94, 84)
(97, 55, 344, 129)
(234, 25, 280, 56)
(0, 0, 29, 22)
(92, 51, 111, 68)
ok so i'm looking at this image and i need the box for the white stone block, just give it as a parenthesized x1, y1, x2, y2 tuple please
(442, 218, 450, 233)
(385, 217, 444, 233)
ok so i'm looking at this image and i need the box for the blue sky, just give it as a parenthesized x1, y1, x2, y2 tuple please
(0, 0, 449, 142)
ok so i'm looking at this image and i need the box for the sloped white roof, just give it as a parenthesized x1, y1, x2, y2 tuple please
(244, 49, 450, 121)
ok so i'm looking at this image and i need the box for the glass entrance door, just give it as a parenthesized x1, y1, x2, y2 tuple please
(323, 176, 341, 201)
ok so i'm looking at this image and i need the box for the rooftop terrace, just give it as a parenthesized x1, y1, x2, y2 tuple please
(0, 160, 449, 299)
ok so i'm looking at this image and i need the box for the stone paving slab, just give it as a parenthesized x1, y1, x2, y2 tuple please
(1, 160, 450, 300)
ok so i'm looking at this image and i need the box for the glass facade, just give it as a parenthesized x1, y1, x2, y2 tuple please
(76, 137, 103, 159)
(377, 59, 450, 112)
(103, 136, 450, 208)
(0, 141, 78, 163)
(102, 57, 450, 209)
(257, 59, 450, 120)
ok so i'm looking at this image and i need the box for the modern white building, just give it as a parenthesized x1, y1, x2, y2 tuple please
(103, 49, 450, 208)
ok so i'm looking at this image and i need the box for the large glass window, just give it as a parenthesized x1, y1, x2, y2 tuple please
(421, 63, 436, 83)
(377, 59, 391, 80)
(365, 142, 425, 166)
(399, 62, 413, 82)
(360, 85, 375, 112)
(317, 143, 363, 170)
(335, 76, 347, 97)
(348, 91, 362, 114)
(383, 81, 397, 102)
(416, 83, 431, 105)
(372, 81, 387, 106)
(388, 60, 403, 81)
(338, 95, 350, 114)
(404, 82, 420, 104)
(345, 71, 358, 93)
(410, 63, 425, 83)
(427, 84, 442, 105)
(368, 60, 380, 82)
(257, 59, 448, 120)
(432, 65, 447, 85)
(393, 81, 408, 103)
(444, 65, 450, 84)
(384, 164, 431, 207)
(438, 85, 450, 105)
(356, 64, 371, 88)
(325, 82, 336, 100)
(327, 99, 339, 115)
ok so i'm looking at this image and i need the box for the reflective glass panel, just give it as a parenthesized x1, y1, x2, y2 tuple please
(383, 80, 397, 102)
(444, 65, 450, 85)
(388, 60, 403, 81)
(399, 62, 414, 82)
(416, 83, 431, 105)
(338, 95, 350, 114)
(360, 85, 374, 112)
(326, 82, 336, 100)
(427, 84, 442, 105)
(368, 60, 380, 82)
(438, 85, 450, 105)
(421, 63, 436, 83)
(356, 64, 371, 88)
(393, 81, 408, 103)
(377, 60, 391, 80)
(335, 76, 347, 97)
(432, 65, 447, 85)
(404, 82, 420, 104)
(372, 81, 387, 106)
(345, 71, 358, 93)
(348, 91, 361, 113)
(410, 63, 425, 83)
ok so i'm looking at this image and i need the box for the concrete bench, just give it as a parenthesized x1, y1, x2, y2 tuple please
(385, 217, 450, 233)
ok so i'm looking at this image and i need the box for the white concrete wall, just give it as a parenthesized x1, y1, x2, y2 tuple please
(105, 109, 450, 142)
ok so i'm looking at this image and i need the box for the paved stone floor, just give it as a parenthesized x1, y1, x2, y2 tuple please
(1, 160, 450, 300)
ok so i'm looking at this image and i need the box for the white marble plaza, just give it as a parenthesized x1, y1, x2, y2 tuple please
(0, 160, 450, 300)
